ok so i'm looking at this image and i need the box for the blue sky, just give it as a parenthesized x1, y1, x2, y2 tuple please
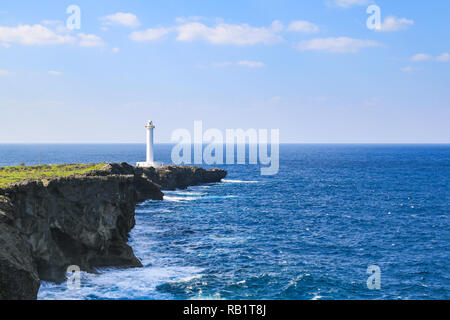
(0, 0, 449, 143)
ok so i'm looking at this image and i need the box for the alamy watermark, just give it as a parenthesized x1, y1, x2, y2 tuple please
(66, 5, 81, 30)
(366, 265, 381, 290)
(171, 121, 279, 176)
(366, 5, 381, 31)
(66, 265, 81, 290)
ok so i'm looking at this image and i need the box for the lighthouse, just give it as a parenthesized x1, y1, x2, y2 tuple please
(136, 120, 162, 168)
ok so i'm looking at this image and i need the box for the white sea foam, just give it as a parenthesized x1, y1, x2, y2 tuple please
(135, 208, 173, 214)
(184, 192, 205, 196)
(164, 190, 206, 196)
(38, 265, 205, 300)
(222, 179, 260, 184)
(167, 274, 203, 283)
(164, 195, 200, 202)
(209, 235, 245, 243)
(189, 293, 225, 300)
(164, 194, 238, 202)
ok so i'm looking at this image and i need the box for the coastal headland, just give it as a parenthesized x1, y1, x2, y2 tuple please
(0, 163, 227, 300)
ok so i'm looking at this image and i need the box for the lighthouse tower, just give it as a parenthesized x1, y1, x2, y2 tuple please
(136, 120, 162, 168)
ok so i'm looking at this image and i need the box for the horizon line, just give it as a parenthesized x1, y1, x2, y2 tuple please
(1, 142, 449, 145)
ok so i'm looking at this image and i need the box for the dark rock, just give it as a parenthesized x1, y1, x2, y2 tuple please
(0, 162, 227, 300)
(2, 175, 142, 284)
(88, 163, 164, 201)
(0, 198, 40, 300)
(144, 166, 228, 191)
(90, 163, 227, 198)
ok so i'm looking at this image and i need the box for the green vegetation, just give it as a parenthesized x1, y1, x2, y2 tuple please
(0, 195, 10, 201)
(0, 163, 106, 189)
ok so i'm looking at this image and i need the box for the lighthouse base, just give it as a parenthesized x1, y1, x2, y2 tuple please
(136, 161, 163, 168)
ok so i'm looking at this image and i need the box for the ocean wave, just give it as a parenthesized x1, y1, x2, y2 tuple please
(167, 274, 204, 284)
(38, 266, 204, 300)
(135, 208, 173, 214)
(164, 190, 207, 196)
(164, 195, 238, 202)
(188, 293, 225, 300)
(164, 196, 200, 202)
(209, 235, 247, 243)
(222, 179, 260, 184)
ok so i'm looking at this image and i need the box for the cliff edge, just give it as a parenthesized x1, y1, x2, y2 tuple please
(0, 163, 226, 300)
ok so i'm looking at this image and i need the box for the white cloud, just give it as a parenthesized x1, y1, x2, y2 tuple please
(270, 20, 284, 32)
(377, 16, 414, 32)
(287, 21, 319, 34)
(0, 69, 12, 76)
(410, 53, 432, 62)
(130, 28, 171, 42)
(101, 13, 140, 28)
(48, 71, 62, 76)
(130, 21, 283, 45)
(296, 37, 381, 53)
(77, 33, 105, 47)
(112, 47, 120, 53)
(176, 21, 283, 45)
(333, 0, 369, 8)
(0, 24, 75, 46)
(237, 60, 265, 68)
(436, 53, 450, 62)
(40, 20, 70, 34)
(0, 23, 105, 48)
(409, 53, 450, 63)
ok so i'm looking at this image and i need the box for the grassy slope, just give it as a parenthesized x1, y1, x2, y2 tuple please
(0, 163, 106, 189)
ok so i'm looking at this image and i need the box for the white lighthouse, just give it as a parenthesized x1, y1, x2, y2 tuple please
(136, 120, 162, 168)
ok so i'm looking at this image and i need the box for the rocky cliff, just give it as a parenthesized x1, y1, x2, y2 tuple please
(0, 198, 40, 300)
(0, 163, 226, 300)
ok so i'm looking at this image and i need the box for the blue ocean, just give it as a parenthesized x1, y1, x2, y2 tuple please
(0, 144, 449, 300)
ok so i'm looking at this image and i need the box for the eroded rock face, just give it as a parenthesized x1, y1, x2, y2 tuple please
(2, 175, 142, 284)
(145, 166, 228, 191)
(88, 163, 164, 202)
(92, 162, 227, 193)
(0, 163, 227, 300)
(0, 198, 40, 300)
